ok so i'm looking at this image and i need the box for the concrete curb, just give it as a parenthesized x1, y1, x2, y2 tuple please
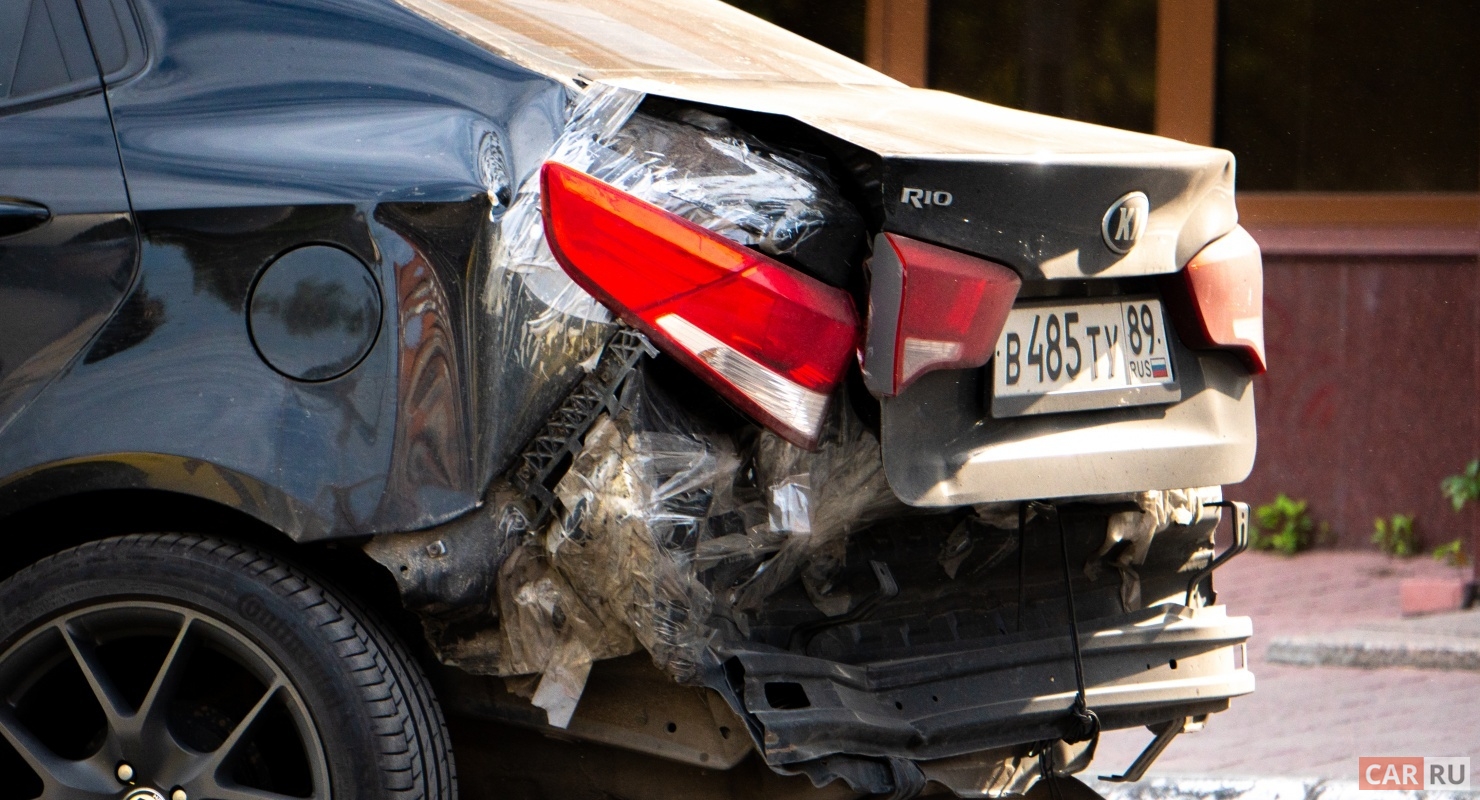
(1093, 776, 1480, 800)
(1267, 631, 1480, 670)
(1266, 609, 1480, 671)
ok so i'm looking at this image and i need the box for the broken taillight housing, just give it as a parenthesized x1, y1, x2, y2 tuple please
(1163, 225, 1266, 374)
(540, 162, 860, 448)
(862, 232, 1022, 396)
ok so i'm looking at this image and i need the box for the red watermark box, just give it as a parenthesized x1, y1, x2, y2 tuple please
(1359, 757, 1469, 790)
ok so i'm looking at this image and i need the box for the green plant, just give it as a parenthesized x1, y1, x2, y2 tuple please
(1372, 513, 1417, 557)
(1253, 494, 1317, 555)
(1441, 460, 1480, 512)
(1434, 538, 1470, 567)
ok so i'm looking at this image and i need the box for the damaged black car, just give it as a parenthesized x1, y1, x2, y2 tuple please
(0, 0, 1262, 798)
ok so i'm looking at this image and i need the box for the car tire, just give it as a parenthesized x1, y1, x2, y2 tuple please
(0, 533, 457, 800)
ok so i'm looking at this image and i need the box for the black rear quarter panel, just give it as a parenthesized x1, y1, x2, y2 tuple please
(0, 0, 569, 540)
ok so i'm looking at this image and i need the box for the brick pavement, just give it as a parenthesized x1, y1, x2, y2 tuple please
(1093, 550, 1479, 781)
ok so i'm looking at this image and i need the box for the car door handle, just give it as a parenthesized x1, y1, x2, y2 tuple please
(0, 199, 52, 239)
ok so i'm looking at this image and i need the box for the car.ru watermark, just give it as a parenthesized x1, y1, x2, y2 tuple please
(1359, 757, 1469, 790)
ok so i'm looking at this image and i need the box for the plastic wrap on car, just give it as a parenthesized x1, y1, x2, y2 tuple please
(475, 85, 634, 486)
(486, 369, 901, 725)
(473, 82, 871, 723)
(1086, 487, 1222, 611)
(492, 542, 637, 727)
(478, 83, 864, 481)
(719, 406, 904, 618)
(583, 106, 865, 284)
(546, 376, 735, 677)
(487, 372, 727, 722)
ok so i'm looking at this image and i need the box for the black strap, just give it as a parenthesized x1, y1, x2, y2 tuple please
(1041, 744, 1063, 800)
(1016, 501, 1029, 632)
(1046, 502, 1100, 744)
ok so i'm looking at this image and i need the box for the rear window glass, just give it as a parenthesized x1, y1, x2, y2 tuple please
(77, 0, 136, 76)
(0, 0, 100, 105)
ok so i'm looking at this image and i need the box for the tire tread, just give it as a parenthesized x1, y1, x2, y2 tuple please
(10, 533, 457, 800)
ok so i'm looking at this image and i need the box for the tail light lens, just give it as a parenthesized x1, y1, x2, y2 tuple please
(1163, 225, 1266, 374)
(541, 162, 860, 448)
(862, 232, 1022, 396)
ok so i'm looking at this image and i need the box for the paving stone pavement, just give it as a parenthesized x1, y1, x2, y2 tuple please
(1091, 550, 1480, 783)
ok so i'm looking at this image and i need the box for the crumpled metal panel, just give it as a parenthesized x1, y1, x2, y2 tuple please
(397, 0, 1238, 282)
(715, 606, 1252, 766)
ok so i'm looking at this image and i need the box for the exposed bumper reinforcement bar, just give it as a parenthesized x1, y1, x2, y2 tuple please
(711, 604, 1253, 766)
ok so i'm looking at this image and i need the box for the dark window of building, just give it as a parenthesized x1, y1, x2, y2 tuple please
(721, 0, 867, 62)
(1217, 0, 1480, 192)
(927, 0, 1158, 133)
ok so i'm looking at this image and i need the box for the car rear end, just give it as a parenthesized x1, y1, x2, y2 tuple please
(863, 138, 1260, 508)
(380, 1, 1262, 795)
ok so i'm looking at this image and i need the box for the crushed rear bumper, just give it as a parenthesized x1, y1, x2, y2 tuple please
(708, 605, 1251, 769)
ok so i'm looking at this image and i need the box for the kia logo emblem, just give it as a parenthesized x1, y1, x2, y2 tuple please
(1101, 191, 1149, 254)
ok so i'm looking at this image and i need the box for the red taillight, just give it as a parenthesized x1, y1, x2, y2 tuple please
(863, 233, 1022, 396)
(1164, 225, 1266, 374)
(540, 162, 861, 447)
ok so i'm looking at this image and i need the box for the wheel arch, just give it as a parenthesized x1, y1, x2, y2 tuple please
(0, 482, 422, 653)
(0, 453, 342, 541)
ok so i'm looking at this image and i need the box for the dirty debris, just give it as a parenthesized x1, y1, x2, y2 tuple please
(920, 739, 1096, 798)
(545, 395, 732, 681)
(732, 407, 903, 618)
(1089, 488, 1220, 610)
(485, 368, 898, 725)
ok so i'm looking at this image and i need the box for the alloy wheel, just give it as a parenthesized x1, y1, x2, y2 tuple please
(0, 600, 330, 800)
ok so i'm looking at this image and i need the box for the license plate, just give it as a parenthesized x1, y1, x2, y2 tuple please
(990, 297, 1181, 417)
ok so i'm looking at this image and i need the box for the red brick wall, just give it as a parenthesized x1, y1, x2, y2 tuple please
(1225, 253, 1480, 564)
